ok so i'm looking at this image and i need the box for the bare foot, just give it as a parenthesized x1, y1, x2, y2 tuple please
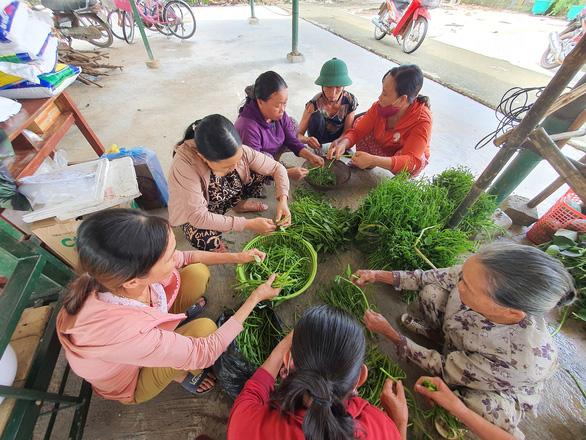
(197, 372, 216, 393)
(232, 200, 268, 214)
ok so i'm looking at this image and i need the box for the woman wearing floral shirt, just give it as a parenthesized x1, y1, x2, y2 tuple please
(353, 243, 577, 439)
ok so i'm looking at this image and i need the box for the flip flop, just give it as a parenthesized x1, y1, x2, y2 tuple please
(177, 296, 208, 329)
(180, 368, 216, 396)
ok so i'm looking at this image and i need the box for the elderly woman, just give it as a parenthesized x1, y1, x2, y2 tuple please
(353, 243, 576, 439)
(327, 64, 431, 177)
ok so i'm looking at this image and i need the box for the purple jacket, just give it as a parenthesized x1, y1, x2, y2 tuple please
(235, 100, 306, 158)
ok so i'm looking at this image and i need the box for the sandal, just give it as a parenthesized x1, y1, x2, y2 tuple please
(177, 296, 208, 328)
(211, 240, 228, 253)
(232, 200, 268, 214)
(180, 368, 216, 396)
(401, 313, 442, 343)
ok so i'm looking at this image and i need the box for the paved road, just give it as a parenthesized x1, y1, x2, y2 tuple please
(284, 1, 577, 110)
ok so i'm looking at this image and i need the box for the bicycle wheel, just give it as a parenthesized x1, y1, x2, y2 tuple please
(78, 13, 113, 48)
(107, 10, 124, 40)
(402, 16, 427, 54)
(121, 10, 135, 43)
(163, 0, 196, 39)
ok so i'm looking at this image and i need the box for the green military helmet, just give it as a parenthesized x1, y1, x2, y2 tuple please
(315, 58, 352, 87)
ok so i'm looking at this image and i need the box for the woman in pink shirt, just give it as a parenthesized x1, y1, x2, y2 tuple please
(228, 305, 409, 440)
(57, 208, 280, 404)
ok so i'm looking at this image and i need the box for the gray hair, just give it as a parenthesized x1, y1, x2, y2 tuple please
(475, 242, 577, 316)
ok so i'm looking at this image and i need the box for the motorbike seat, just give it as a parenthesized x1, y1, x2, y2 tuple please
(41, 0, 98, 12)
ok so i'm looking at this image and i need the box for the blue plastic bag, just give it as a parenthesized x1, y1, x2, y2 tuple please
(101, 146, 168, 209)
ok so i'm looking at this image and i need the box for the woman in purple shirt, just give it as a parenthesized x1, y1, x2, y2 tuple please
(235, 71, 324, 181)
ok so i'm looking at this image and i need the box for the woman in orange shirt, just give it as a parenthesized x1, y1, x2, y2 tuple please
(327, 64, 432, 177)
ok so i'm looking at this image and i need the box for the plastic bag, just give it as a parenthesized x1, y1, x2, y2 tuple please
(212, 305, 284, 400)
(101, 146, 168, 209)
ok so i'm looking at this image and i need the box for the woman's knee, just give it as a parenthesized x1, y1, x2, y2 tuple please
(177, 317, 217, 338)
(179, 263, 211, 290)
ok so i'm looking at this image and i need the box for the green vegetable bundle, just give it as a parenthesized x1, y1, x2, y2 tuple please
(306, 167, 337, 186)
(359, 345, 407, 409)
(236, 306, 285, 368)
(354, 168, 498, 273)
(235, 232, 317, 304)
(288, 189, 357, 254)
(318, 271, 373, 324)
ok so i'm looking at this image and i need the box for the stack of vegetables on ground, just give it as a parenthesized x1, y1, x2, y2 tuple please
(235, 306, 286, 368)
(353, 167, 498, 275)
(539, 230, 586, 327)
(288, 187, 357, 254)
(234, 232, 317, 304)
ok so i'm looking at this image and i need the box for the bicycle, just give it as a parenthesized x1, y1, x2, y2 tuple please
(113, 0, 196, 42)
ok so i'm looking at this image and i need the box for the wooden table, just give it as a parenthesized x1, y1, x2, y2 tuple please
(1, 91, 105, 180)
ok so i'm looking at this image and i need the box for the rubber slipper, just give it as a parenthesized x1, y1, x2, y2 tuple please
(176, 296, 208, 329)
(180, 368, 216, 396)
(232, 201, 268, 214)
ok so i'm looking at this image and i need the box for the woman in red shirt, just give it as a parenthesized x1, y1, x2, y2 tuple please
(227, 305, 408, 440)
(327, 64, 432, 178)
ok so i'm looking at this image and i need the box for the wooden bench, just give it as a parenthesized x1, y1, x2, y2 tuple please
(0, 221, 92, 440)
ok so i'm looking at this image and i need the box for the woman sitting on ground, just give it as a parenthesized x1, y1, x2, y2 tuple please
(327, 64, 431, 177)
(57, 208, 280, 404)
(297, 57, 358, 149)
(235, 70, 324, 181)
(227, 305, 409, 440)
(168, 114, 291, 252)
(353, 243, 576, 439)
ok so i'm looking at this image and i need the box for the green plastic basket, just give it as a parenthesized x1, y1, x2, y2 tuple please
(236, 232, 318, 303)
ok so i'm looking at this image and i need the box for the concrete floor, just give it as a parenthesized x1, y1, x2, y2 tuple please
(22, 4, 586, 439)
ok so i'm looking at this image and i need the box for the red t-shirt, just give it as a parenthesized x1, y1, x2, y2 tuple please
(227, 368, 403, 440)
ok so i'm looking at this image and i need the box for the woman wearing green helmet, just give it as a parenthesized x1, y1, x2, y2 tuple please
(297, 58, 358, 150)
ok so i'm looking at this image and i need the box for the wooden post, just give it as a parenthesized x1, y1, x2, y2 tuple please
(528, 128, 586, 202)
(446, 36, 586, 229)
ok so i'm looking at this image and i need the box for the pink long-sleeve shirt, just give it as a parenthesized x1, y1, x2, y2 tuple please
(56, 251, 242, 402)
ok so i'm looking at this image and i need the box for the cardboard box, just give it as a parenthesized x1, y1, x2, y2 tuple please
(30, 200, 138, 268)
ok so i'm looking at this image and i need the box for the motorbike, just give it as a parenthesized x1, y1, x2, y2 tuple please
(371, 0, 439, 54)
(541, 7, 585, 69)
(40, 0, 113, 48)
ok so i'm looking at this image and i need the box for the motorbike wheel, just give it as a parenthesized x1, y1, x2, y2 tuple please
(121, 11, 135, 44)
(107, 10, 124, 40)
(164, 0, 196, 39)
(402, 16, 428, 54)
(77, 14, 113, 48)
(540, 33, 574, 69)
(374, 9, 388, 40)
(540, 48, 559, 69)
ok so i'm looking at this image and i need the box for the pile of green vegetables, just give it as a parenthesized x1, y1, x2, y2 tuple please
(318, 265, 373, 325)
(354, 168, 498, 274)
(234, 232, 313, 302)
(359, 345, 407, 408)
(236, 306, 286, 368)
(288, 188, 357, 254)
(306, 166, 337, 186)
(540, 230, 586, 326)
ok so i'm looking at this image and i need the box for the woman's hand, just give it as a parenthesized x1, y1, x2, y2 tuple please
(381, 379, 408, 440)
(307, 152, 325, 168)
(351, 151, 375, 169)
(287, 167, 309, 181)
(275, 200, 291, 227)
(353, 270, 378, 287)
(414, 377, 466, 416)
(305, 136, 321, 150)
(250, 273, 281, 303)
(237, 248, 266, 264)
(245, 217, 276, 235)
(364, 309, 399, 344)
(327, 138, 350, 160)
